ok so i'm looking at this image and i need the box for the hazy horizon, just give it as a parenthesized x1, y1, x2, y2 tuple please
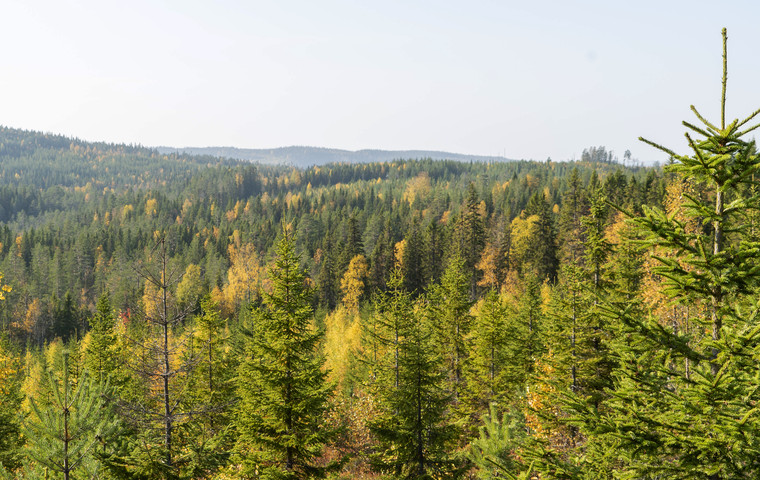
(3, 0, 759, 164)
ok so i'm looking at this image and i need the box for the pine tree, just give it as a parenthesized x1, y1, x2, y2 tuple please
(369, 219, 394, 294)
(468, 404, 528, 480)
(182, 295, 235, 478)
(51, 291, 78, 342)
(317, 234, 339, 310)
(23, 353, 118, 480)
(557, 168, 588, 265)
(363, 268, 411, 390)
(339, 215, 364, 275)
(236, 226, 337, 479)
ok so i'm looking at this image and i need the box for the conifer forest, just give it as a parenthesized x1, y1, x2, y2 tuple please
(3, 30, 760, 480)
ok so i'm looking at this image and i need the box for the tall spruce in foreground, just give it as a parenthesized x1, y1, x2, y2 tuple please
(553, 28, 760, 480)
(235, 226, 336, 479)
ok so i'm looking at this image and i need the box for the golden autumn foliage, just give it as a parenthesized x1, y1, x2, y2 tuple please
(176, 263, 203, 309)
(225, 200, 244, 222)
(18, 298, 45, 345)
(403, 172, 431, 205)
(145, 197, 158, 217)
(340, 255, 368, 311)
(323, 306, 363, 390)
(0, 271, 10, 300)
(525, 351, 578, 455)
(394, 239, 406, 269)
(508, 214, 539, 271)
(221, 242, 262, 316)
(476, 241, 501, 289)
(21, 349, 46, 412)
(122, 204, 134, 220)
(142, 276, 164, 320)
(0, 341, 19, 398)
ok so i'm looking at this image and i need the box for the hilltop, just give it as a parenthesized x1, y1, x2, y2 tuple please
(155, 145, 516, 167)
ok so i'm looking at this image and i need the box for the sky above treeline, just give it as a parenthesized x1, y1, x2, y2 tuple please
(3, 0, 759, 164)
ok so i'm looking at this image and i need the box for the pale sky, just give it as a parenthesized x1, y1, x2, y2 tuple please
(2, 0, 760, 163)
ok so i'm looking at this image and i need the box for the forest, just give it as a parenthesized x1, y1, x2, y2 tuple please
(2, 31, 760, 480)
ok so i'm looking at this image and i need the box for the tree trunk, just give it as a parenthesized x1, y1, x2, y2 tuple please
(711, 187, 724, 376)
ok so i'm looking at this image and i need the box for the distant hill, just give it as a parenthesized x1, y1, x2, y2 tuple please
(154, 145, 515, 168)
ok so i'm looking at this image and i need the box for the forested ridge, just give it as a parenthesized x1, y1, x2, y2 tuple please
(2, 31, 760, 480)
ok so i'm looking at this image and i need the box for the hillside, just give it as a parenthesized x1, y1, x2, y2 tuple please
(155, 144, 517, 167)
(0, 126, 677, 479)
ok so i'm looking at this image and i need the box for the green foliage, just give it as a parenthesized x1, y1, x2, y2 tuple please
(369, 272, 462, 480)
(180, 295, 235, 478)
(0, 113, 666, 479)
(23, 353, 119, 480)
(553, 28, 760, 480)
(521, 193, 558, 281)
(0, 336, 23, 471)
(235, 228, 337, 479)
(429, 254, 472, 402)
(464, 290, 513, 415)
(455, 183, 486, 295)
(468, 404, 526, 480)
(84, 293, 119, 384)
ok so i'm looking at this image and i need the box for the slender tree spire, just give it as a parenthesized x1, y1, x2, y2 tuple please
(721, 27, 727, 130)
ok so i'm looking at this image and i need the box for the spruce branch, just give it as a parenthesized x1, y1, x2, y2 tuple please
(638, 137, 677, 157)
(689, 106, 720, 133)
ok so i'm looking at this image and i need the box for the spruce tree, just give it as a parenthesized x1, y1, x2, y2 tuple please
(557, 29, 760, 480)
(401, 222, 426, 295)
(455, 183, 486, 297)
(369, 271, 461, 480)
(523, 193, 558, 282)
(84, 292, 119, 384)
(463, 290, 511, 415)
(235, 226, 336, 479)
(429, 254, 472, 403)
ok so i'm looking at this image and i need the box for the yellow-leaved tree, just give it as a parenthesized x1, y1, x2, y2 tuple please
(508, 214, 539, 273)
(222, 242, 261, 317)
(0, 319, 23, 469)
(0, 271, 10, 300)
(175, 263, 203, 311)
(340, 254, 368, 311)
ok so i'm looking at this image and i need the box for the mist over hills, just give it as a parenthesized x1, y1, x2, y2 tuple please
(155, 145, 515, 168)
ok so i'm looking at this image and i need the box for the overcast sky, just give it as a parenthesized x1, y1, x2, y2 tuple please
(2, 0, 759, 163)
